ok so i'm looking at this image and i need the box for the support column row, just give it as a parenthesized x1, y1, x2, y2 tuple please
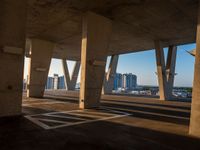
(26, 12, 113, 110)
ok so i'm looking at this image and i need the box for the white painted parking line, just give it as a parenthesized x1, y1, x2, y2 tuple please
(23, 101, 68, 106)
(25, 115, 50, 129)
(43, 114, 86, 121)
(25, 107, 130, 130)
(36, 118, 67, 124)
(47, 114, 130, 130)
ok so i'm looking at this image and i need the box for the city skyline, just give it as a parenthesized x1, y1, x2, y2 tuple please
(114, 73, 137, 90)
(23, 43, 196, 87)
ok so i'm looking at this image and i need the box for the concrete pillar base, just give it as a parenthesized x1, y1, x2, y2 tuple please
(79, 12, 112, 109)
(27, 85, 45, 98)
(27, 39, 55, 98)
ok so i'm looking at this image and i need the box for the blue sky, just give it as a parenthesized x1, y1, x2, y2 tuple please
(24, 43, 196, 87)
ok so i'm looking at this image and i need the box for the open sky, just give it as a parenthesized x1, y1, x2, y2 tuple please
(24, 43, 196, 87)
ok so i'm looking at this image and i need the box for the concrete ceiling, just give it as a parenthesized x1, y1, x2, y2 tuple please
(26, 0, 198, 60)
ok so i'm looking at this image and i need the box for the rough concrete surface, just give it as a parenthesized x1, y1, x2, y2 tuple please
(0, 91, 200, 150)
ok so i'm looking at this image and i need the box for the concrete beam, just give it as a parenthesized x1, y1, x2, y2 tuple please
(155, 41, 177, 100)
(102, 55, 119, 94)
(189, 1, 200, 138)
(62, 59, 80, 90)
(79, 12, 112, 109)
(27, 39, 55, 98)
(188, 49, 196, 57)
(0, 0, 27, 117)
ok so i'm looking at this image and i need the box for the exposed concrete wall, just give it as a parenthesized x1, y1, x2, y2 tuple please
(155, 41, 177, 100)
(62, 59, 80, 90)
(79, 12, 112, 109)
(189, 1, 200, 138)
(0, 0, 27, 117)
(102, 55, 119, 94)
(27, 39, 55, 98)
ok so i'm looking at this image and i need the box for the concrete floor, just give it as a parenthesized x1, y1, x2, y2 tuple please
(0, 91, 200, 150)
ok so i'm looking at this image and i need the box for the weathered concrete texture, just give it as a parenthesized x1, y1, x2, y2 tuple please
(155, 41, 168, 100)
(27, 39, 55, 98)
(166, 45, 177, 98)
(24, 0, 198, 60)
(80, 12, 112, 109)
(155, 41, 177, 100)
(1, 92, 198, 150)
(189, 1, 200, 138)
(0, 0, 27, 117)
(62, 59, 80, 90)
(103, 55, 119, 94)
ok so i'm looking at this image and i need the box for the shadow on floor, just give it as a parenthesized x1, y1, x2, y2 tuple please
(43, 95, 190, 126)
(0, 115, 199, 150)
(102, 98, 191, 110)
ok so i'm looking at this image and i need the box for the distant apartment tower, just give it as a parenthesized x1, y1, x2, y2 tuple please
(53, 74, 59, 89)
(46, 77, 54, 89)
(45, 74, 66, 90)
(58, 76, 65, 89)
(114, 73, 122, 90)
(122, 73, 137, 90)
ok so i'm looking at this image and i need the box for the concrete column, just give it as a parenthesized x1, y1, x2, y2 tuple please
(62, 59, 80, 90)
(103, 55, 119, 94)
(189, 1, 200, 138)
(155, 42, 177, 100)
(166, 45, 177, 98)
(0, 0, 27, 117)
(155, 41, 168, 100)
(62, 59, 71, 90)
(79, 12, 112, 109)
(27, 39, 55, 98)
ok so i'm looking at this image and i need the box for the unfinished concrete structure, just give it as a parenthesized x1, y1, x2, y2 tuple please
(155, 42, 177, 100)
(0, 0, 200, 138)
(27, 39, 55, 98)
(0, 0, 27, 117)
(62, 59, 80, 90)
(79, 12, 112, 109)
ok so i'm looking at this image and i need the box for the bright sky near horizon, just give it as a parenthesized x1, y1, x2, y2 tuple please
(24, 43, 196, 87)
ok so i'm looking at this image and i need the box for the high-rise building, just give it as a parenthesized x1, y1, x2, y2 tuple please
(46, 77, 54, 89)
(58, 76, 66, 89)
(45, 75, 66, 90)
(114, 73, 122, 90)
(122, 73, 137, 90)
(113, 73, 137, 91)
(53, 74, 59, 90)
(44, 73, 137, 91)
